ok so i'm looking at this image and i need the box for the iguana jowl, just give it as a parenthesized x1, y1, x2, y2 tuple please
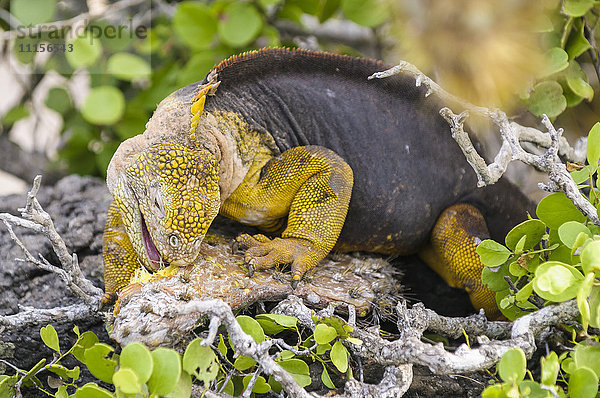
(103, 48, 532, 318)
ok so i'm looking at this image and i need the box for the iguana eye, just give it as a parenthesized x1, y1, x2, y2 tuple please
(169, 234, 180, 248)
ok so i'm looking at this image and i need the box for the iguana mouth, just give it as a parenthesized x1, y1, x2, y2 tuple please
(140, 213, 163, 271)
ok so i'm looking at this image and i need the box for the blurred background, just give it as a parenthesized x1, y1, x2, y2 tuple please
(0, 0, 599, 199)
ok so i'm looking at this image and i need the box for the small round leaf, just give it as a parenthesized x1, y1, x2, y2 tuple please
(527, 81, 566, 118)
(107, 53, 151, 81)
(341, 0, 387, 27)
(563, 0, 594, 16)
(533, 261, 583, 301)
(74, 383, 112, 398)
(81, 86, 125, 125)
(558, 221, 591, 249)
(314, 323, 338, 345)
(581, 241, 600, 274)
(182, 338, 218, 385)
(331, 340, 348, 373)
(173, 2, 217, 50)
(147, 348, 181, 396)
(476, 240, 511, 267)
(84, 343, 117, 384)
(497, 348, 526, 384)
(236, 315, 265, 343)
(11, 0, 56, 26)
(218, 3, 263, 47)
(505, 219, 546, 252)
(568, 367, 598, 398)
(112, 368, 140, 395)
(119, 342, 153, 384)
(40, 324, 60, 352)
(66, 33, 102, 69)
(536, 192, 586, 229)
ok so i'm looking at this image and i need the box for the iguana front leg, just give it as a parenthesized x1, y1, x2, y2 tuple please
(220, 146, 353, 284)
(102, 200, 141, 304)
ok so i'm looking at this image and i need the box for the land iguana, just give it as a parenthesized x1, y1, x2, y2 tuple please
(102, 48, 532, 319)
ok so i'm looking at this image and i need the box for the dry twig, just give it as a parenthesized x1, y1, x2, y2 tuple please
(0, 176, 103, 327)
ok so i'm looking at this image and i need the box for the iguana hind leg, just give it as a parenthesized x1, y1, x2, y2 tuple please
(419, 203, 500, 319)
(223, 146, 353, 284)
(102, 199, 141, 305)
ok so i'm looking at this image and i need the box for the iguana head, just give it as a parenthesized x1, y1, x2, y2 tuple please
(112, 142, 221, 271)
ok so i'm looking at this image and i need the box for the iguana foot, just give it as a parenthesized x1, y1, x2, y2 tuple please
(236, 234, 322, 284)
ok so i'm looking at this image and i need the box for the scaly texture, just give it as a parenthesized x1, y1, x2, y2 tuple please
(103, 48, 533, 318)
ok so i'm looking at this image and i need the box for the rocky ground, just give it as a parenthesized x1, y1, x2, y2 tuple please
(0, 175, 486, 397)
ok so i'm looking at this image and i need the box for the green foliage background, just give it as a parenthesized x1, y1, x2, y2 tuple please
(1, 0, 600, 179)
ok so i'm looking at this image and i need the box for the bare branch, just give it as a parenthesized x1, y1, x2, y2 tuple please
(370, 61, 596, 224)
(350, 300, 578, 375)
(0, 176, 103, 311)
(0, 304, 99, 329)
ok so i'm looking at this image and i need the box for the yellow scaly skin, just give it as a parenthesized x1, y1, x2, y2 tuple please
(102, 65, 500, 318)
(419, 204, 500, 319)
(102, 79, 353, 303)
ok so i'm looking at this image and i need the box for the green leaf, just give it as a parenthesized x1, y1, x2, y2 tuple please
(268, 375, 282, 394)
(84, 343, 117, 384)
(567, 77, 594, 102)
(316, 343, 331, 355)
(518, 380, 551, 398)
(236, 315, 265, 343)
(321, 365, 335, 389)
(218, 335, 227, 357)
(346, 337, 363, 346)
(47, 364, 80, 381)
(74, 382, 113, 398)
(515, 281, 534, 303)
(589, 285, 600, 329)
(166, 371, 192, 398)
(482, 263, 511, 291)
(476, 240, 512, 267)
(278, 359, 311, 387)
(563, 0, 594, 16)
(173, 2, 217, 50)
(234, 355, 256, 371)
(217, 378, 235, 396)
(341, 0, 387, 27)
(218, 2, 263, 47)
(81, 86, 125, 125)
(182, 338, 218, 385)
(40, 324, 60, 352)
(498, 348, 526, 384)
(120, 342, 153, 384)
(314, 323, 338, 345)
(1, 104, 29, 126)
(113, 368, 141, 395)
(256, 314, 298, 329)
(242, 375, 271, 394)
(527, 81, 566, 118)
(505, 219, 547, 252)
(536, 192, 586, 229)
(558, 221, 591, 249)
(56, 385, 68, 398)
(481, 384, 507, 398)
(581, 240, 600, 274)
(147, 348, 181, 396)
(107, 53, 151, 81)
(586, 123, 600, 170)
(331, 340, 348, 373)
(568, 367, 598, 398)
(66, 33, 103, 69)
(566, 21, 592, 60)
(573, 344, 600, 376)
(533, 261, 584, 301)
(541, 351, 559, 386)
(539, 47, 569, 78)
(72, 331, 99, 364)
(319, 0, 341, 22)
(11, 0, 56, 26)
(45, 87, 71, 114)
